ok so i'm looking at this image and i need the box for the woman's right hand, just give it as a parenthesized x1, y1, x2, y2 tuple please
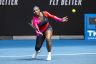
(36, 31, 43, 36)
(38, 32, 43, 36)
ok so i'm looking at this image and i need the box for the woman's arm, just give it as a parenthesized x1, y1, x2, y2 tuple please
(32, 20, 40, 32)
(31, 17, 43, 36)
(43, 11, 68, 22)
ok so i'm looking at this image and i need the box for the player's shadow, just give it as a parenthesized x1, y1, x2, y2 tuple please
(17, 58, 47, 61)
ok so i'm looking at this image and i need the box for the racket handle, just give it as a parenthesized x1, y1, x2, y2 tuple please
(28, 23, 32, 27)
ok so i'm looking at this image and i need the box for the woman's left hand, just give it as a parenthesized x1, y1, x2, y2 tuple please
(62, 16, 68, 22)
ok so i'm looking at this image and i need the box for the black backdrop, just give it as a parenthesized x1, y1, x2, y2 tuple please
(0, 0, 96, 36)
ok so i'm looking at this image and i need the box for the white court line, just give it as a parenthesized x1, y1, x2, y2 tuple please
(0, 53, 96, 58)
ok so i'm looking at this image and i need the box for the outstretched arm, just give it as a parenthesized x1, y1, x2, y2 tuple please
(43, 11, 68, 22)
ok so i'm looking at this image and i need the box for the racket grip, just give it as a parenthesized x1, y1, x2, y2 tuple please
(28, 23, 32, 27)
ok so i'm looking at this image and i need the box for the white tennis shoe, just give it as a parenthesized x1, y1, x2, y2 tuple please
(32, 50, 40, 59)
(46, 52, 51, 61)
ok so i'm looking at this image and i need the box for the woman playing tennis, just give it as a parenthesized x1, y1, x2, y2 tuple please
(31, 6, 68, 61)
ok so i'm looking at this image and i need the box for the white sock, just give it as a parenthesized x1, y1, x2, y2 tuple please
(46, 52, 51, 61)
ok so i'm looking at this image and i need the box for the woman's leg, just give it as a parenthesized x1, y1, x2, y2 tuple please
(32, 34, 45, 59)
(45, 30, 53, 60)
(35, 34, 45, 51)
(45, 30, 53, 52)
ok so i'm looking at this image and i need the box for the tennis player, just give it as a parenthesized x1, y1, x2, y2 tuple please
(31, 6, 68, 60)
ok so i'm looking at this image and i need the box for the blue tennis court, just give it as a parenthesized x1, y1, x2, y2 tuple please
(0, 40, 96, 64)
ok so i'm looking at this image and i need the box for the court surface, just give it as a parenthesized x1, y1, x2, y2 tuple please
(0, 40, 96, 64)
